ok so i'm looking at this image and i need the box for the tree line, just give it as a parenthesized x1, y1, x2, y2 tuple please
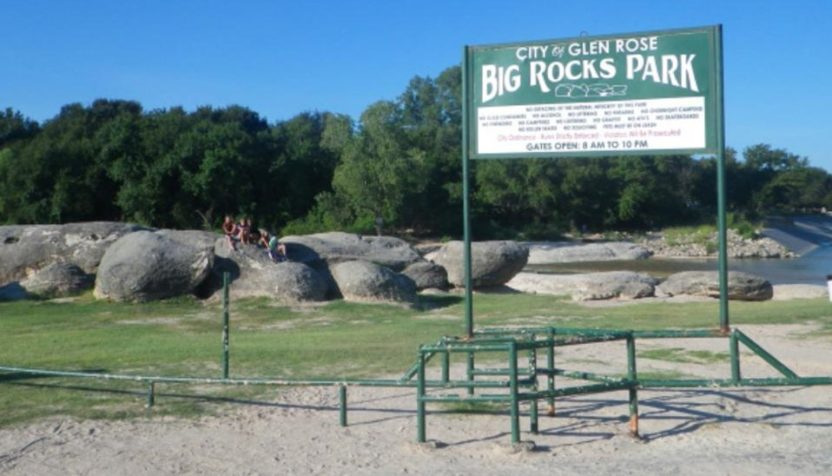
(1, 65, 829, 238)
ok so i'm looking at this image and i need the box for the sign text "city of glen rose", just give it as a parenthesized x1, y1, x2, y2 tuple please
(482, 36, 699, 103)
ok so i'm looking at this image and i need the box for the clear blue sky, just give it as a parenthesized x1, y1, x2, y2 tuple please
(2, 0, 831, 169)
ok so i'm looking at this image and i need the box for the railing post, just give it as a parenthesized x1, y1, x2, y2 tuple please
(730, 329, 741, 383)
(509, 342, 520, 444)
(339, 385, 348, 427)
(546, 328, 555, 416)
(528, 340, 538, 434)
(417, 350, 427, 443)
(222, 272, 230, 379)
(441, 350, 450, 384)
(626, 334, 639, 438)
(146, 381, 155, 408)
(466, 352, 475, 396)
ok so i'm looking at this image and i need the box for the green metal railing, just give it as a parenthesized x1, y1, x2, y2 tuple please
(413, 326, 832, 445)
(2, 275, 831, 446)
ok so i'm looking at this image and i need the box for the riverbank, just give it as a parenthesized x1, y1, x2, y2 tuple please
(520, 227, 794, 265)
(638, 228, 793, 259)
(519, 219, 832, 287)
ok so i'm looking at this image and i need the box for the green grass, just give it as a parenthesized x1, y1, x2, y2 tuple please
(1, 292, 830, 426)
(663, 224, 716, 247)
(661, 214, 761, 247)
(441, 400, 508, 414)
(638, 347, 730, 364)
(637, 370, 689, 380)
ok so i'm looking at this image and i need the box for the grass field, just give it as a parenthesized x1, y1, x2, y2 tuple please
(1, 292, 830, 427)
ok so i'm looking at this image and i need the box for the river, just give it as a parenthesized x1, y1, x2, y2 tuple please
(526, 245, 832, 286)
(526, 215, 832, 285)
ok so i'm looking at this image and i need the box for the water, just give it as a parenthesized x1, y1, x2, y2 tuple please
(525, 245, 832, 285)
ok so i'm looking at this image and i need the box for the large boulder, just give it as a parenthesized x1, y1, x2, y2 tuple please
(525, 241, 652, 264)
(507, 271, 657, 301)
(279, 232, 421, 271)
(0, 222, 145, 285)
(401, 261, 449, 290)
(20, 263, 94, 298)
(330, 260, 417, 305)
(156, 229, 222, 250)
(94, 230, 213, 302)
(656, 271, 773, 301)
(432, 241, 529, 288)
(206, 240, 329, 302)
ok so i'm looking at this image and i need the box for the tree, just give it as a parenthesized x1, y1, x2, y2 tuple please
(558, 158, 614, 231)
(743, 144, 807, 173)
(270, 112, 341, 229)
(0, 108, 39, 148)
(0, 100, 141, 223)
(757, 167, 832, 211)
(395, 66, 463, 234)
(332, 101, 429, 234)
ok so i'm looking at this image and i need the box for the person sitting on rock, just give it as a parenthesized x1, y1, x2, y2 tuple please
(259, 230, 287, 262)
(237, 217, 253, 245)
(248, 224, 261, 244)
(222, 215, 239, 251)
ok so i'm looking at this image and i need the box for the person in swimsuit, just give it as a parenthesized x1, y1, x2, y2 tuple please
(222, 215, 239, 251)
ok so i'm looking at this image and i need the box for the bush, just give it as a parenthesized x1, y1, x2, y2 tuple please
(663, 224, 715, 246)
(727, 212, 759, 239)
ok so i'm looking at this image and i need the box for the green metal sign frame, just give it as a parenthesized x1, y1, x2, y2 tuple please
(461, 25, 729, 335)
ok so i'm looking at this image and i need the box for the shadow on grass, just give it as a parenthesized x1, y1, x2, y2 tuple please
(417, 294, 464, 310)
(0, 369, 108, 383)
(0, 379, 417, 418)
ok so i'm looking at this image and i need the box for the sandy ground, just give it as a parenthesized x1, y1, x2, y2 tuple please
(1, 323, 831, 475)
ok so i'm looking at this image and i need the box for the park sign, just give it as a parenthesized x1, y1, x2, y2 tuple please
(464, 26, 723, 158)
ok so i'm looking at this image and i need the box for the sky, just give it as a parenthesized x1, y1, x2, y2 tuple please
(2, 0, 831, 170)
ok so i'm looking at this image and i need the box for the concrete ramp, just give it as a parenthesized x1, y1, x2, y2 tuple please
(762, 215, 832, 255)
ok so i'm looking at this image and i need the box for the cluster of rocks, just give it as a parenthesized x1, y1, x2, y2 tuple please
(507, 270, 774, 302)
(524, 241, 652, 264)
(508, 271, 657, 301)
(0, 223, 803, 306)
(639, 229, 793, 259)
(0, 223, 531, 306)
(513, 238, 779, 302)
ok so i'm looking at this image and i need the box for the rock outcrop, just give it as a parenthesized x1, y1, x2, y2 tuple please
(401, 261, 449, 290)
(432, 241, 528, 288)
(280, 232, 421, 271)
(507, 271, 657, 301)
(640, 230, 793, 259)
(330, 260, 417, 305)
(20, 263, 94, 298)
(0, 222, 145, 285)
(94, 230, 214, 302)
(525, 241, 652, 264)
(207, 241, 328, 302)
(656, 271, 773, 301)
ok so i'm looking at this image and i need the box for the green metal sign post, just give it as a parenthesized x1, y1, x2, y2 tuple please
(462, 25, 728, 333)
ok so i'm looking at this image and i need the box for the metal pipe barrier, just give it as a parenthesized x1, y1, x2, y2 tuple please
(3, 280, 831, 447)
(413, 326, 832, 445)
